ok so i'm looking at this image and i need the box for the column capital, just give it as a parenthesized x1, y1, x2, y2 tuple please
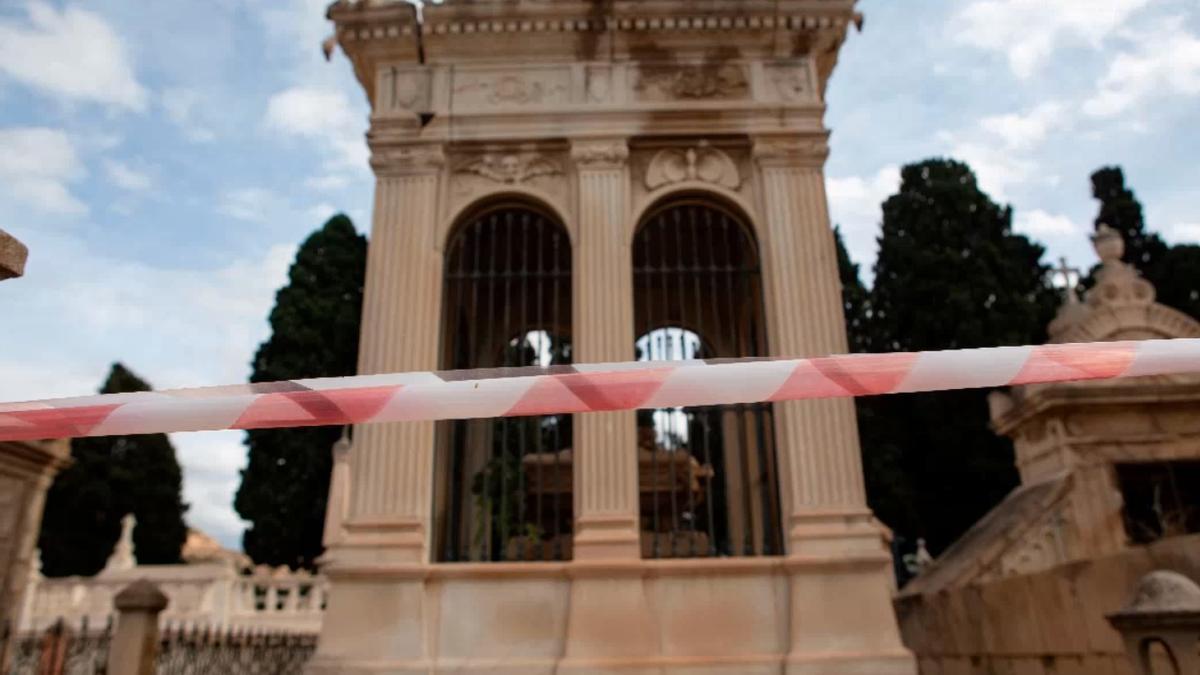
(570, 138, 629, 171)
(751, 134, 829, 169)
(369, 143, 446, 177)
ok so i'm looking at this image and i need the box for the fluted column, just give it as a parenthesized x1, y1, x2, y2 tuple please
(753, 135, 876, 553)
(755, 135, 912, 674)
(341, 144, 445, 566)
(569, 138, 639, 561)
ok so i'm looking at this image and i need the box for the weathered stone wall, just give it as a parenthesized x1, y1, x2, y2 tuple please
(895, 534, 1200, 675)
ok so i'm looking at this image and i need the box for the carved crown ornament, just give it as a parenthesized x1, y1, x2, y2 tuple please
(645, 145, 741, 192)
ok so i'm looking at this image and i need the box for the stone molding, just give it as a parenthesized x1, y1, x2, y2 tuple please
(752, 136, 830, 168)
(369, 144, 446, 176)
(569, 139, 629, 170)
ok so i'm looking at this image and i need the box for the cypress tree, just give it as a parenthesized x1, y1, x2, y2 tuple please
(39, 364, 189, 576)
(235, 214, 367, 569)
(833, 226, 870, 354)
(833, 227, 920, 548)
(862, 158, 1058, 552)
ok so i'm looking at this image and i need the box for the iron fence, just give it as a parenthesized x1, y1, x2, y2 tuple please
(2, 619, 316, 675)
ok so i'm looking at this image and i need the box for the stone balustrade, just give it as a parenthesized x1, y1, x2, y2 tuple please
(19, 561, 326, 635)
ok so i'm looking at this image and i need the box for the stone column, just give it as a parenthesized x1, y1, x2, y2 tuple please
(753, 135, 913, 675)
(339, 144, 445, 567)
(568, 138, 640, 562)
(313, 144, 444, 673)
(560, 138, 658, 670)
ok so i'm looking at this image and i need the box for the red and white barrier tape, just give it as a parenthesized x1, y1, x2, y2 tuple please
(2, 339, 1198, 442)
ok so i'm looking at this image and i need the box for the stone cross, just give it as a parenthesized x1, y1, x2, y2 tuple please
(1053, 257, 1081, 305)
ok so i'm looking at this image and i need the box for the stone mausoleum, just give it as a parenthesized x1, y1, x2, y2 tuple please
(314, 1, 912, 672)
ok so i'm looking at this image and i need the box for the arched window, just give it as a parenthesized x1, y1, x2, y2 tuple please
(633, 197, 782, 558)
(434, 202, 572, 562)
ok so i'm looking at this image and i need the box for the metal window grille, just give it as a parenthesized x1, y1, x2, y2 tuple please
(633, 198, 783, 558)
(434, 203, 573, 562)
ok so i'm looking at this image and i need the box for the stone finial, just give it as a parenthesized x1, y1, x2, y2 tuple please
(333, 427, 351, 460)
(105, 513, 138, 571)
(113, 579, 169, 613)
(1117, 570, 1200, 615)
(1092, 223, 1125, 264)
(0, 227, 29, 281)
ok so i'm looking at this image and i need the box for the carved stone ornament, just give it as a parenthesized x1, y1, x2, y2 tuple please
(635, 63, 749, 101)
(765, 61, 812, 102)
(455, 153, 563, 184)
(570, 140, 629, 170)
(645, 145, 741, 191)
(453, 73, 568, 106)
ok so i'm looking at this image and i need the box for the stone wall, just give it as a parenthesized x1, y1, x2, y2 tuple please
(895, 534, 1200, 675)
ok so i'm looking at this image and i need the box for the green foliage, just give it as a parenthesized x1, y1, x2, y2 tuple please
(856, 158, 1059, 553)
(1090, 167, 1200, 319)
(833, 226, 871, 354)
(235, 214, 367, 569)
(39, 364, 189, 577)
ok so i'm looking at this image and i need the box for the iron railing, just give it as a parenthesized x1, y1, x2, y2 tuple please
(633, 198, 783, 558)
(435, 203, 574, 562)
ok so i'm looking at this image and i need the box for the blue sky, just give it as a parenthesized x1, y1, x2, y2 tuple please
(2, 0, 1198, 549)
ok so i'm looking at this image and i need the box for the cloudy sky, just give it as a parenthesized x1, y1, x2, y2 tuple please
(2, 0, 1198, 549)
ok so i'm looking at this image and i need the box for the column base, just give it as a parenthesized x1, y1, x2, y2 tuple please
(572, 515, 641, 561)
(784, 513, 914, 675)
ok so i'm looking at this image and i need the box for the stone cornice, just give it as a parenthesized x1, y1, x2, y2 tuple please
(329, 1, 858, 105)
(991, 379, 1200, 436)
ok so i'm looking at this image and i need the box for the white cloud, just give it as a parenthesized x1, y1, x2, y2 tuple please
(160, 88, 217, 143)
(264, 86, 368, 168)
(949, 0, 1150, 78)
(0, 127, 87, 215)
(305, 174, 351, 191)
(308, 202, 338, 223)
(1171, 222, 1200, 242)
(1015, 209, 1082, 239)
(216, 188, 284, 223)
(1, 229, 295, 548)
(827, 165, 900, 271)
(1083, 17, 1200, 117)
(104, 160, 153, 192)
(0, 2, 147, 110)
(940, 138, 1033, 202)
(979, 102, 1068, 150)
